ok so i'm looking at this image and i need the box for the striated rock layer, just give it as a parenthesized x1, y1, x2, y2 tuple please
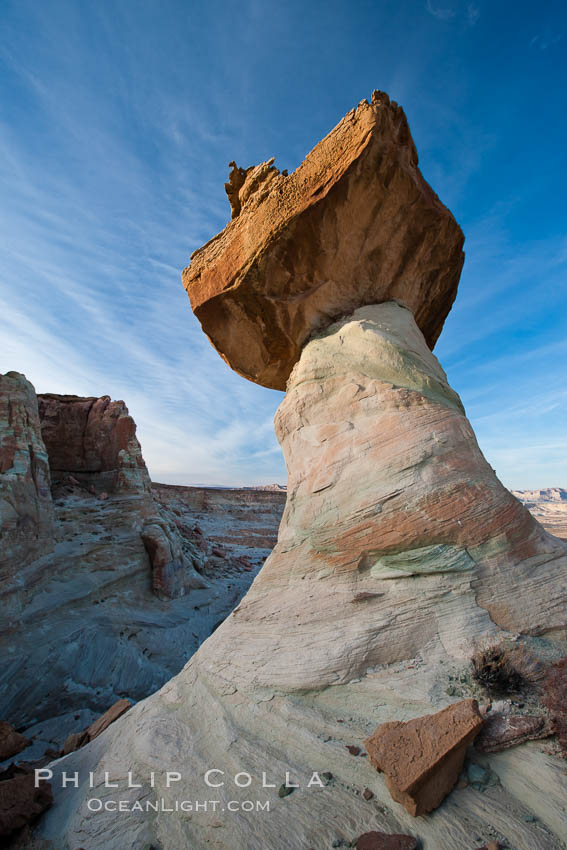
(37, 304, 567, 849)
(0, 373, 54, 573)
(183, 91, 464, 390)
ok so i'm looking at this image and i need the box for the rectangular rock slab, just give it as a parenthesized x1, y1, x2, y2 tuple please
(86, 699, 132, 742)
(364, 698, 483, 816)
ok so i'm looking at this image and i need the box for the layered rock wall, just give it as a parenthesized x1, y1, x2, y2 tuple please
(152, 483, 286, 563)
(0, 373, 54, 574)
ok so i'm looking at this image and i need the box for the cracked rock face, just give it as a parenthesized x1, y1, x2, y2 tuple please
(183, 92, 464, 390)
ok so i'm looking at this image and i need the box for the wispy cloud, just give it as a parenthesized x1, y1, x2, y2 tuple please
(530, 32, 562, 50)
(426, 1, 457, 21)
(425, 0, 480, 26)
(467, 3, 480, 26)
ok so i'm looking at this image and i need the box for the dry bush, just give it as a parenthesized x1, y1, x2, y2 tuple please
(541, 657, 567, 757)
(470, 638, 544, 695)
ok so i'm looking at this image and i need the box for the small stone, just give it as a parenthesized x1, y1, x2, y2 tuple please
(363, 787, 374, 800)
(346, 745, 361, 756)
(365, 699, 483, 816)
(278, 784, 294, 798)
(0, 722, 30, 762)
(355, 832, 418, 850)
(475, 713, 551, 753)
(321, 772, 334, 785)
(0, 772, 53, 836)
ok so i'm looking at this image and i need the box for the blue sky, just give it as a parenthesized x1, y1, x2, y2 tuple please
(1, 0, 565, 488)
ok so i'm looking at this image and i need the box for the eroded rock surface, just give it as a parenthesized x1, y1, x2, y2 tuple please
(0, 373, 54, 572)
(183, 91, 464, 390)
(364, 699, 483, 816)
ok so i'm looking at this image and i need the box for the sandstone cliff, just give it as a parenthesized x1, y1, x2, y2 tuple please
(0, 373, 54, 574)
(36, 95, 567, 850)
(37, 393, 152, 494)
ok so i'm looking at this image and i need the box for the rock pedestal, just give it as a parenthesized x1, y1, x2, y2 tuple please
(35, 304, 567, 850)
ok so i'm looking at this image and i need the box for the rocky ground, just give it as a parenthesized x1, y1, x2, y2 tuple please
(0, 372, 285, 760)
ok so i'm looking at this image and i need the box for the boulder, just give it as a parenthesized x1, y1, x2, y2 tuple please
(183, 91, 464, 390)
(0, 722, 30, 761)
(0, 771, 52, 837)
(364, 699, 483, 816)
(62, 699, 132, 755)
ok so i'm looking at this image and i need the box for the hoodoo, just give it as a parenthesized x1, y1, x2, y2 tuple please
(37, 94, 567, 850)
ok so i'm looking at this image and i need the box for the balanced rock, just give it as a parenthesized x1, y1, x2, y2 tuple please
(31, 96, 567, 850)
(364, 699, 483, 816)
(183, 91, 464, 390)
(0, 372, 54, 572)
